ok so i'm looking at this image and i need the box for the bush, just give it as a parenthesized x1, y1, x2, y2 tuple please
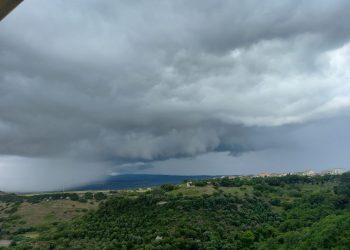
(84, 192, 93, 200)
(160, 184, 177, 191)
(192, 180, 207, 187)
(94, 192, 107, 201)
(270, 198, 281, 206)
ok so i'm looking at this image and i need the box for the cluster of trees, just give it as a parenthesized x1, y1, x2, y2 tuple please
(4, 173, 350, 249)
(160, 184, 179, 192)
(0, 194, 23, 203)
(30, 194, 278, 249)
(189, 174, 337, 189)
(0, 191, 108, 205)
(211, 174, 338, 188)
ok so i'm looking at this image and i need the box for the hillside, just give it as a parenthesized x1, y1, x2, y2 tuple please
(0, 173, 350, 249)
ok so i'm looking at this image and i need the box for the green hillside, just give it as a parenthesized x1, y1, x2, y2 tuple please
(1, 173, 350, 249)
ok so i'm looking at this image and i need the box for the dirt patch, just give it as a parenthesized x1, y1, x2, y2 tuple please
(0, 240, 12, 247)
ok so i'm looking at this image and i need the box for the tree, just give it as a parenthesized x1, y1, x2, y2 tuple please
(241, 230, 255, 246)
(336, 172, 350, 199)
(84, 192, 93, 200)
(94, 192, 107, 201)
(160, 184, 176, 191)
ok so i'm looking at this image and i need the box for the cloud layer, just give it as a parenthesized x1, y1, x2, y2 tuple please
(1, 0, 350, 191)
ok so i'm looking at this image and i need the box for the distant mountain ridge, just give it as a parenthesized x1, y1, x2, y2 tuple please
(71, 174, 216, 191)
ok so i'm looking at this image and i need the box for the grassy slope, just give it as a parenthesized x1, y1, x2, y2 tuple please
(0, 193, 102, 243)
(17, 200, 97, 226)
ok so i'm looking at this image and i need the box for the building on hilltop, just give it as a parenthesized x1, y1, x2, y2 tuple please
(301, 170, 316, 176)
(321, 168, 347, 175)
(186, 181, 193, 187)
(257, 172, 271, 177)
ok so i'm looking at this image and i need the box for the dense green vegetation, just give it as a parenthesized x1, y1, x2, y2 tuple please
(1, 173, 350, 249)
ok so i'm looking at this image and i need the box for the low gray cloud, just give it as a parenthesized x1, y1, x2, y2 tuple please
(1, 0, 350, 191)
(0, 156, 110, 192)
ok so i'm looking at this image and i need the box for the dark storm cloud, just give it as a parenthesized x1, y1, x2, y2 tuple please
(146, 116, 350, 176)
(1, 0, 350, 190)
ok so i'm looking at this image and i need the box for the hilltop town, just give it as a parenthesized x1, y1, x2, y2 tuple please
(256, 167, 347, 177)
(236, 168, 347, 178)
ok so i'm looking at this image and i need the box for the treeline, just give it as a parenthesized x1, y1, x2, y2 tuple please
(0, 192, 108, 205)
(191, 174, 337, 188)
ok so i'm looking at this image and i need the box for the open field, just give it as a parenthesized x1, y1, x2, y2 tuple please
(17, 200, 97, 226)
(0, 191, 106, 244)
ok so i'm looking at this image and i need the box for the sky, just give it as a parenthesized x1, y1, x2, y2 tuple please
(1, 0, 350, 192)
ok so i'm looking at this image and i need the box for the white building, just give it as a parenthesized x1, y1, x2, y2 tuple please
(324, 168, 347, 175)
